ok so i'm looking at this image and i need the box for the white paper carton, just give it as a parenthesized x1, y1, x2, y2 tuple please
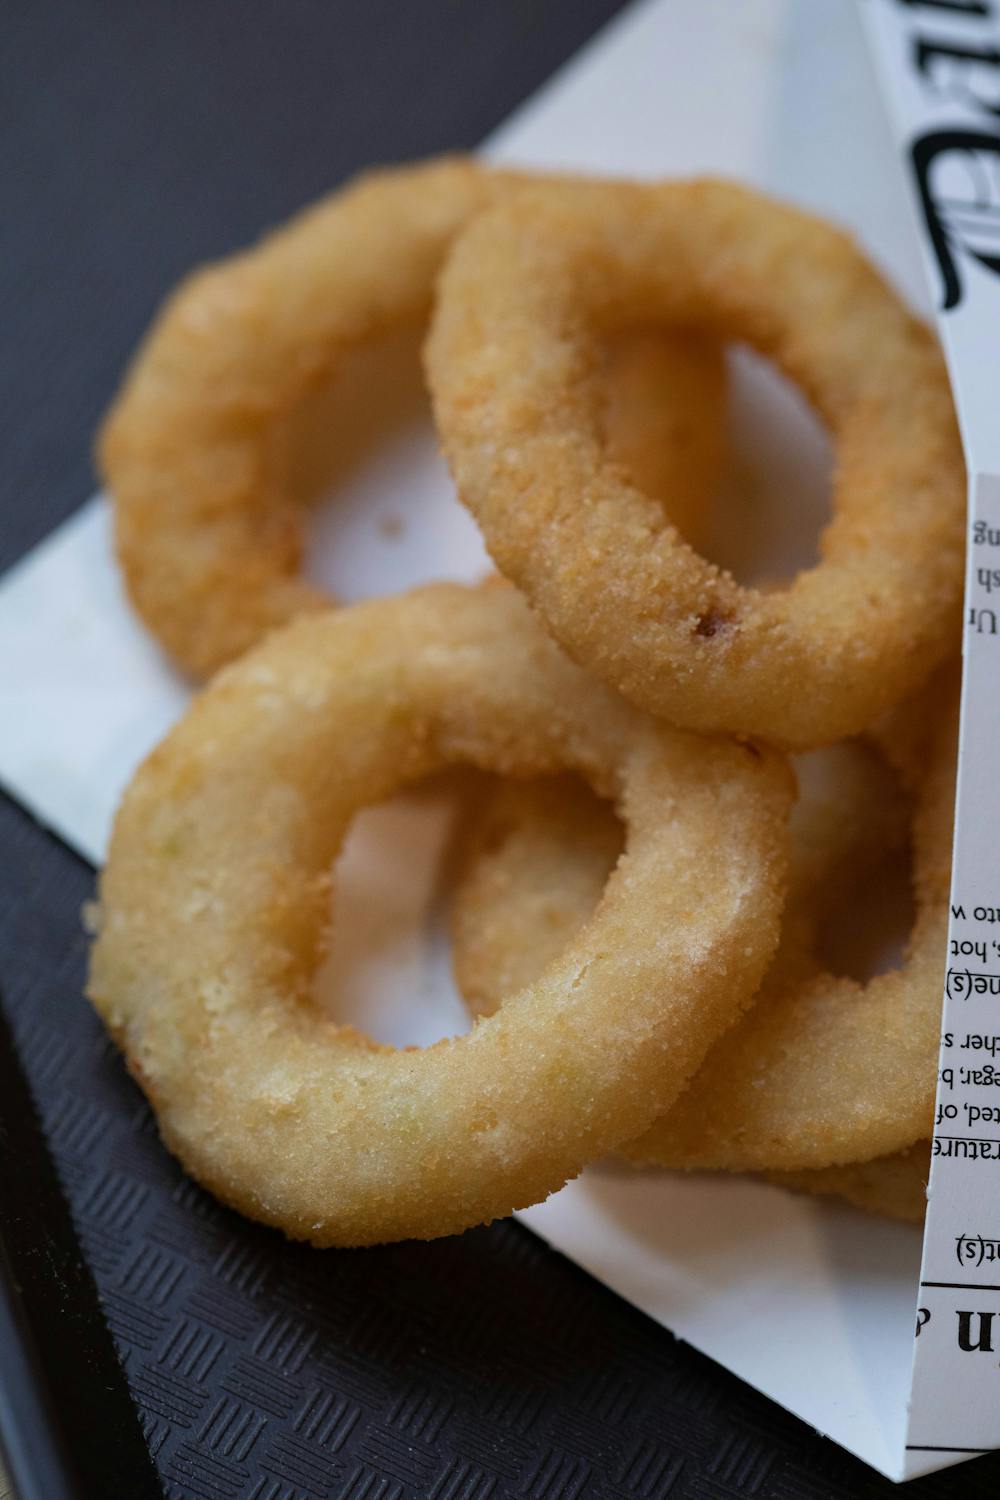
(0, 0, 990, 1482)
(862, 1, 1000, 1473)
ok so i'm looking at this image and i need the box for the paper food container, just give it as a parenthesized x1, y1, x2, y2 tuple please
(2, 0, 997, 1482)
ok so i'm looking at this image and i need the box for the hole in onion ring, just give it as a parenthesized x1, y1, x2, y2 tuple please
(700, 346, 833, 588)
(281, 326, 489, 602)
(815, 842, 916, 985)
(315, 769, 633, 1050)
(277, 323, 427, 505)
(313, 772, 477, 1048)
(595, 333, 833, 592)
(314, 768, 632, 1050)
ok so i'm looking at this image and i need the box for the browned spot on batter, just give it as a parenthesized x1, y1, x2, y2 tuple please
(694, 609, 731, 639)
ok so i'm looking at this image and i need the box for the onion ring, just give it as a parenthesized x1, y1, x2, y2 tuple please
(99, 158, 724, 679)
(452, 772, 929, 1222)
(86, 582, 791, 1246)
(452, 710, 953, 1170)
(427, 178, 965, 748)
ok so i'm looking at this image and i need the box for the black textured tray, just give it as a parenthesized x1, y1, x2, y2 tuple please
(3, 4, 999, 1497)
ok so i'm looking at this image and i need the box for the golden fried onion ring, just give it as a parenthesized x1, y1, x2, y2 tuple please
(87, 583, 791, 1246)
(451, 759, 930, 1220)
(452, 714, 953, 1172)
(99, 158, 724, 679)
(427, 178, 965, 749)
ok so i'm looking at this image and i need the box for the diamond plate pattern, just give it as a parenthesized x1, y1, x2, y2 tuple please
(6, 812, 1000, 1500)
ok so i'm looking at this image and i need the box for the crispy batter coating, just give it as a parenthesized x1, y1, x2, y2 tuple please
(99, 157, 724, 679)
(427, 178, 965, 748)
(87, 583, 791, 1246)
(452, 714, 953, 1172)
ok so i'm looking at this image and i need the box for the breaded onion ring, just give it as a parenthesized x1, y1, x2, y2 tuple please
(99, 157, 724, 679)
(452, 768, 929, 1223)
(427, 178, 965, 749)
(637, 712, 952, 1172)
(86, 583, 791, 1246)
(452, 712, 952, 1171)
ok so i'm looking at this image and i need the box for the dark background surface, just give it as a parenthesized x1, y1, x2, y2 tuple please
(0, 4, 995, 1497)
